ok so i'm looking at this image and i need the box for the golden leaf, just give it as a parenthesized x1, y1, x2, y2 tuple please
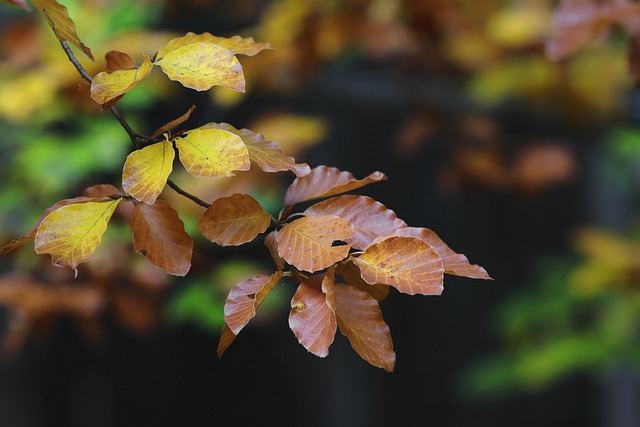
(91, 55, 153, 105)
(122, 139, 175, 204)
(156, 32, 272, 59)
(31, 0, 93, 60)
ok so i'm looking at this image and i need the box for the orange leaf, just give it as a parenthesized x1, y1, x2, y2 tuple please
(224, 271, 282, 335)
(122, 139, 174, 204)
(284, 166, 386, 206)
(288, 272, 337, 357)
(198, 193, 271, 246)
(335, 283, 395, 372)
(276, 215, 354, 272)
(199, 122, 310, 176)
(31, 0, 93, 60)
(336, 260, 389, 302)
(104, 50, 137, 73)
(156, 32, 272, 59)
(354, 236, 444, 295)
(151, 105, 197, 138)
(305, 195, 406, 250)
(388, 227, 491, 280)
(264, 231, 285, 271)
(130, 200, 193, 276)
(217, 323, 237, 358)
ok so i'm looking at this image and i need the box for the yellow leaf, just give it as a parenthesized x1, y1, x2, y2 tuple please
(156, 32, 272, 59)
(34, 199, 121, 271)
(91, 55, 153, 105)
(174, 128, 250, 178)
(122, 139, 174, 204)
(31, 0, 93, 60)
(154, 43, 245, 92)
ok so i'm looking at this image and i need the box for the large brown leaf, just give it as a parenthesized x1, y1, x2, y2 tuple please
(305, 195, 406, 250)
(288, 272, 337, 357)
(335, 283, 395, 372)
(198, 193, 271, 246)
(224, 272, 282, 335)
(130, 200, 193, 276)
(284, 166, 386, 206)
(336, 260, 389, 302)
(31, 0, 93, 60)
(354, 236, 444, 295)
(276, 215, 354, 272)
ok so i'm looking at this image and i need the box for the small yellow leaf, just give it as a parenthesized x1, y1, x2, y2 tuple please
(155, 43, 245, 92)
(174, 128, 250, 178)
(156, 32, 272, 59)
(34, 199, 121, 270)
(31, 0, 93, 60)
(91, 55, 153, 105)
(122, 139, 174, 204)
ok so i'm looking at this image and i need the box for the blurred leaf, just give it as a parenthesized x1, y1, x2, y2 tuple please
(31, 0, 93, 60)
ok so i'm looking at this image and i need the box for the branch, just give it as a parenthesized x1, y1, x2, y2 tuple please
(59, 41, 210, 208)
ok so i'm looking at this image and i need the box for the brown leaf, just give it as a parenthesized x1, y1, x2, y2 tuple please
(83, 184, 120, 198)
(354, 236, 444, 295)
(198, 193, 271, 246)
(276, 215, 354, 272)
(104, 50, 137, 73)
(217, 323, 237, 358)
(130, 200, 193, 276)
(199, 122, 310, 176)
(151, 105, 197, 138)
(264, 231, 285, 271)
(284, 166, 386, 206)
(336, 260, 389, 301)
(386, 227, 491, 279)
(224, 272, 282, 335)
(335, 283, 395, 372)
(31, 0, 93, 60)
(305, 195, 406, 250)
(288, 273, 337, 357)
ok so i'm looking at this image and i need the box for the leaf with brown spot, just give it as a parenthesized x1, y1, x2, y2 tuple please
(156, 32, 272, 59)
(305, 195, 406, 250)
(199, 194, 271, 246)
(284, 166, 386, 206)
(335, 283, 395, 371)
(224, 272, 282, 335)
(31, 0, 93, 60)
(130, 200, 193, 276)
(151, 105, 197, 138)
(264, 231, 285, 271)
(336, 260, 389, 302)
(276, 215, 354, 272)
(288, 272, 337, 357)
(354, 236, 444, 295)
(122, 138, 174, 204)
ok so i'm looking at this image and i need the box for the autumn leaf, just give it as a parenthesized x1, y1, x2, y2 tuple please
(387, 227, 491, 280)
(224, 272, 282, 335)
(122, 138, 174, 204)
(336, 260, 389, 302)
(34, 199, 121, 271)
(354, 236, 444, 295)
(83, 184, 120, 198)
(174, 128, 250, 178)
(103, 50, 137, 73)
(151, 105, 197, 138)
(276, 215, 354, 272)
(0, 0, 29, 10)
(91, 55, 153, 105)
(335, 283, 395, 372)
(154, 43, 245, 92)
(217, 323, 237, 358)
(305, 195, 406, 250)
(1, 196, 95, 255)
(284, 166, 386, 206)
(156, 32, 272, 59)
(31, 0, 93, 60)
(264, 231, 285, 271)
(130, 200, 193, 276)
(199, 193, 271, 246)
(199, 122, 310, 176)
(288, 272, 337, 357)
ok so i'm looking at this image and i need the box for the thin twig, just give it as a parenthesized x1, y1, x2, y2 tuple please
(167, 180, 210, 208)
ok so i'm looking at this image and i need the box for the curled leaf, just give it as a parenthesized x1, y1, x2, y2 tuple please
(224, 272, 282, 335)
(151, 105, 197, 138)
(122, 138, 175, 204)
(199, 193, 271, 246)
(156, 32, 272, 59)
(217, 323, 237, 358)
(91, 55, 153, 105)
(284, 166, 386, 206)
(31, 0, 93, 60)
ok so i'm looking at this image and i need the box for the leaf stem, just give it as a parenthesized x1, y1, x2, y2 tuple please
(167, 180, 210, 208)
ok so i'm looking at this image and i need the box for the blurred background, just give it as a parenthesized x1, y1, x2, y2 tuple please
(0, 0, 639, 426)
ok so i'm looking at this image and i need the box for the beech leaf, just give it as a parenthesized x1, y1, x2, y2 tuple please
(91, 55, 153, 105)
(31, 0, 93, 60)
(217, 323, 237, 358)
(122, 138, 174, 204)
(34, 199, 121, 270)
(284, 166, 386, 206)
(174, 128, 250, 178)
(199, 122, 310, 176)
(83, 184, 120, 198)
(354, 236, 444, 296)
(264, 231, 285, 271)
(224, 272, 282, 335)
(154, 43, 245, 92)
(130, 200, 193, 276)
(156, 32, 272, 59)
(151, 105, 197, 138)
(104, 50, 137, 73)
(335, 283, 395, 372)
(305, 195, 406, 250)
(288, 273, 337, 358)
(387, 227, 492, 279)
(336, 260, 389, 302)
(199, 193, 271, 246)
(276, 215, 354, 272)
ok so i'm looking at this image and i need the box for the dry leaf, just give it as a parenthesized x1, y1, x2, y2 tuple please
(31, 0, 93, 60)
(224, 271, 282, 335)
